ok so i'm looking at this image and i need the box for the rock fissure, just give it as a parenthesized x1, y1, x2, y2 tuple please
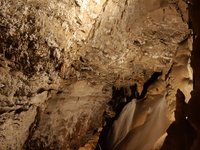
(23, 107, 41, 150)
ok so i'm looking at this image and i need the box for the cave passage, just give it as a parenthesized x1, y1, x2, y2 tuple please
(96, 71, 163, 150)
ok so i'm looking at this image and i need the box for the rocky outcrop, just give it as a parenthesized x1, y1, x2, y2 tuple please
(23, 81, 111, 150)
(0, 0, 108, 149)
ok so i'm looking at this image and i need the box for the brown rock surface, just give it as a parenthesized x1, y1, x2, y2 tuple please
(0, 0, 191, 149)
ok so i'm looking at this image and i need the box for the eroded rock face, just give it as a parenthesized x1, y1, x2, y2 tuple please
(0, 0, 108, 149)
(0, 0, 190, 149)
(24, 81, 111, 150)
(0, 0, 108, 77)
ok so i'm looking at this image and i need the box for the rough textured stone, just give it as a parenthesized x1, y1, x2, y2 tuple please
(24, 81, 111, 150)
(0, 0, 191, 149)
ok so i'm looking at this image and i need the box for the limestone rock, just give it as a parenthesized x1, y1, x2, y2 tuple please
(0, 0, 190, 149)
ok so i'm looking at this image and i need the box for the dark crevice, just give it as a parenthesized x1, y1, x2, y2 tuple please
(172, 1, 187, 23)
(23, 107, 41, 150)
(36, 88, 46, 94)
(96, 71, 162, 150)
(137, 71, 162, 99)
(165, 64, 173, 80)
(110, 84, 139, 114)
(14, 105, 31, 115)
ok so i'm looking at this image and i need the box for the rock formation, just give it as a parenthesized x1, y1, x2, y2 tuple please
(0, 0, 197, 150)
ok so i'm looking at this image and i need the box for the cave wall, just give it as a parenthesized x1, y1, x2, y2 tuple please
(0, 1, 108, 149)
(159, 1, 200, 149)
(0, 0, 108, 77)
(0, 0, 190, 149)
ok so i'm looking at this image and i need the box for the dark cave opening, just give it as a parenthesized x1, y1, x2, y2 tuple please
(96, 71, 162, 150)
